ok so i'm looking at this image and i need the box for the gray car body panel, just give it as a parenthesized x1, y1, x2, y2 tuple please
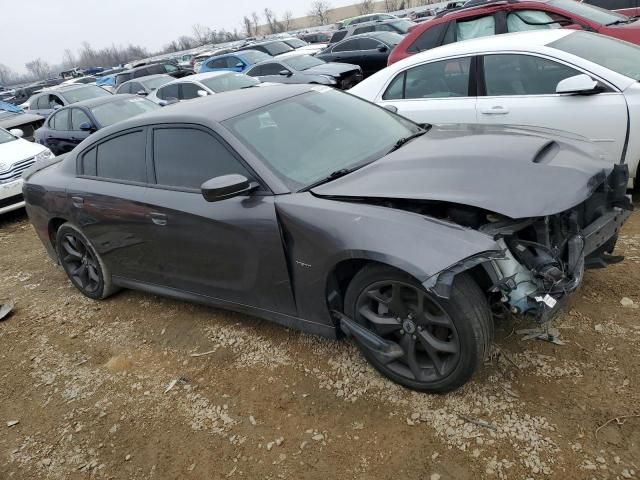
(313, 123, 613, 219)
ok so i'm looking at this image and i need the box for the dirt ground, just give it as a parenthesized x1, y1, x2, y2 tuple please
(0, 201, 638, 480)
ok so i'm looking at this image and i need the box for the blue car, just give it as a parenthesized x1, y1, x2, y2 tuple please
(198, 50, 271, 74)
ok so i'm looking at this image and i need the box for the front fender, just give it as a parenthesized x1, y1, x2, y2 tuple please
(275, 193, 500, 327)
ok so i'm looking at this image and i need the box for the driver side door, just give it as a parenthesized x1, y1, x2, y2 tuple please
(477, 53, 628, 164)
(142, 124, 296, 315)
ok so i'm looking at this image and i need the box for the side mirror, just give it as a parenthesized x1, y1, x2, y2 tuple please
(197, 89, 208, 97)
(377, 45, 388, 53)
(201, 174, 255, 202)
(159, 98, 179, 107)
(235, 62, 245, 71)
(382, 104, 398, 113)
(556, 74, 601, 95)
(9, 128, 24, 138)
(79, 122, 95, 132)
(279, 69, 292, 77)
(53, 105, 62, 110)
(136, 90, 147, 96)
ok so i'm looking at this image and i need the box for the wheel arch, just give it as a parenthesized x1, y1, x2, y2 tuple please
(48, 217, 68, 253)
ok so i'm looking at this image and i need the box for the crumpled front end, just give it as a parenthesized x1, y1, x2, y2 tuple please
(428, 165, 633, 323)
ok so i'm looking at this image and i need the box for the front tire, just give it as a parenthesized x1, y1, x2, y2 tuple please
(344, 265, 493, 393)
(56, 223, 116, 300)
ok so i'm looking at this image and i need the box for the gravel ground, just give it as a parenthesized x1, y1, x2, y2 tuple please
(0, 203, 639, 480)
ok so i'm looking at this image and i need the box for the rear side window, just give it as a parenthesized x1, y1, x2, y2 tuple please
(483, 54, 581, 95)
(152, 128, 250, 189)
(330, 30, 348, 43)
(456, 15, 496, 41)
(246, 65, 261, 76)
(93, 131, 147, 182)
(81, 147, 97, 176)
(383, 57, 472, 100)
(408, 22, 448, 53)
(334, 39, 360, 52)
(116, 83, 131, 94)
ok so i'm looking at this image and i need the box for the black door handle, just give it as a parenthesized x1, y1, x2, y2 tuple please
(150, 212, 167, 226)
(71, 196, 84, 208)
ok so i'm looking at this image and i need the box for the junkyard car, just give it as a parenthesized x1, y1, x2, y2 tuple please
(0, 127, 53, 215)
(22, 85, 632, 392)
(0, 102, 45, 142)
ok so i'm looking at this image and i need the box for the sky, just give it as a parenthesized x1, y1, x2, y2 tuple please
(0, 0, 355, 74)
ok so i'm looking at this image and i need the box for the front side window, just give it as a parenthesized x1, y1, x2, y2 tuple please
(164, 64, 178, 73)
(334, 39, 360, 52)
(179, 83, 202, 99)
(456, 15, 496, 41)
(36, 95, 50, 109)
(360, 38, 382, 50)
(51, 109, 70, 130)
(550, 31, 640, 81)
(128, 82, 143, 94)
(71, 109, 91, 130)
(223, 89, 420, 190)
(152, 128, 250, 189)
(94, 130, 147, 182)
(383, 57, 472, 100)
(483, 54, 581, 96)
(116, 83, 131, 94)
(260, 63, 286, 76)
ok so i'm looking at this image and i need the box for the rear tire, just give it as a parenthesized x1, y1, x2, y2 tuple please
(344, 265, 493, 393)
(56, 223, 116, 300)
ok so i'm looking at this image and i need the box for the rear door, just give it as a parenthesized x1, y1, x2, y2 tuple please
(68, 108, 93, 148)
(142, 124, 296, 314)
(477, 53, 628, 163)
(377, 56, 477, 125)
(329, 38, 364, 66)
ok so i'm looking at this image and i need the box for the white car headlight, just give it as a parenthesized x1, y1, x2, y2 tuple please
(34, 149, 54, 163)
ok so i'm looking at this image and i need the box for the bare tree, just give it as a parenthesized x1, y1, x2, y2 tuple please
(308, 1, 332, 26)
(383, 0, 401, 12)
(62, 49, 76, 69)
(25, 58, 51, 80)
(282, 10, 294, 31)
(243, 15, 254, 36)
(0, 64, 16, 86)
(192, 24, 212, 46)
(251, 11, 260, 36)
(264, 8, 279, 34)
(357, 0, 375, 15)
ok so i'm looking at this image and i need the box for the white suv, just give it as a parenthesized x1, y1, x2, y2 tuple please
(0, 128, 53, 215)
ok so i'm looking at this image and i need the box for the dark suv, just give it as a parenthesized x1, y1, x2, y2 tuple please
(115, 63, 194, 86)
(328, 19, 416, 44)
(389, 0, 640, 65)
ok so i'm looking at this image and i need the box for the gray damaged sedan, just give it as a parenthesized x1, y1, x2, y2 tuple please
(22, 85, 632, 392)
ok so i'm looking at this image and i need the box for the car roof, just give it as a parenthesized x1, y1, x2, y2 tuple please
(348, 18, 409, 30)
(90, 84, 312, 136)
(437, 0, 551, 18)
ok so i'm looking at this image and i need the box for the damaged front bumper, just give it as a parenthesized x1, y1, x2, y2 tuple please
(424, 165, 633, 323)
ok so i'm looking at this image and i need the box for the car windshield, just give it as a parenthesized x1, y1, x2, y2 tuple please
(241, 50, 272, 63)
(285, 38, 308, 48)
(201, 73, 259, 92)
(223, 88, 420, 190)
(90, 97, 159, 127)
(141, 76, 173, 90)
(388, 20, 415, 33)
(551, 32, 640, 81)
(0, 128, 17, 144)
(549, 0, 627, 25)
(61, 85, 112, 103)
(374, 32, 405, 46)
(286, 55, 326, 71)
(263, 42, 294, 56)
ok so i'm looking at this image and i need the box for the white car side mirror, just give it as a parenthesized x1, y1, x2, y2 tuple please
(9, 128, 24, 138)
(197, 90, 208, 97)
(556, 74, 600, 95)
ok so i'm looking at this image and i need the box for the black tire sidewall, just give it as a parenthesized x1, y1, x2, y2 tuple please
(56, 224, 108, 300)
(344, 265, 488, 393)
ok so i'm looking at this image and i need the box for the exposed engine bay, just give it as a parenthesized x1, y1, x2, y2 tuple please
(346, 165, 633, 324)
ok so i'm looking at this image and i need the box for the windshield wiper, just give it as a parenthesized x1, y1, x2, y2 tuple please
(386, 130, 427, 155)
(302, 168, 357, 191)
(606, 18, 632, 26)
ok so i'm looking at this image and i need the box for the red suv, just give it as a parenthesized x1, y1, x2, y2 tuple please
(389, 0, 640, 65)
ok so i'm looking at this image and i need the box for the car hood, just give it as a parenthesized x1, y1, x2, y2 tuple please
(312, 124, 612, 219)
(303, 63, 360, 76)
(0, 138, 47, 168)
(0, 112, 44, 129)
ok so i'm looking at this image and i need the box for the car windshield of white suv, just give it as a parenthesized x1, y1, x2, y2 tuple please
(223, 88, 421, 190)
(549, 0, 628, 25)
(61, 85, 112, 103)
(0, 129, 17, 144)
(551, 31, 640, 81)
(200, 73, 259, 92)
